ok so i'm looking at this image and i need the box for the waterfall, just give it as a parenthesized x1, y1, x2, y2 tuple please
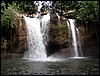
(56, 13, 60, 25)
(76, 28, 83, 57)
(67, 19, 82, 57)
(23, 13, 50, 60)
(41, 13, 50, 47)
(22, 1, 52, 60)
(55, 13, 61, 48)
(55, 13, 60, 19)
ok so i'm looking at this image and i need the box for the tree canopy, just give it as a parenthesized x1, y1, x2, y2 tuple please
(52, 1, 99, 24)
(1, 1, 99, 24)
(1, 1, 99, 38)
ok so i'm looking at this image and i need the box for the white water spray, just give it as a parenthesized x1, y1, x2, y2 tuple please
(23, 13, 65, 61)
(22, 1, 52, 60)
(23, 16, 47, 59)
(76, 28, 83, 57)
(67, 19, 79, 57)
(41, 13, 50, 46)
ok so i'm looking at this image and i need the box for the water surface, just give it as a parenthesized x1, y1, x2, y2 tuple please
(1, 58, 99, 75)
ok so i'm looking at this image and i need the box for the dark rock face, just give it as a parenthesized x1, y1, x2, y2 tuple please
(49, 12, 69, 45)
(11, 10, 69, 56)
(81, 38, 99, 58)
(47, 12, 69, 55)
(11, 9, 27, 54)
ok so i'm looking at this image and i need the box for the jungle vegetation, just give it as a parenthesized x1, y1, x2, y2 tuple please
(1, 1, 99, 54)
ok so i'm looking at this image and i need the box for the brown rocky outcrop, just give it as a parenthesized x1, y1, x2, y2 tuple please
(9, 8, 70, 55)
(49, 12, 69, 47)
(9, 8, 27, 54)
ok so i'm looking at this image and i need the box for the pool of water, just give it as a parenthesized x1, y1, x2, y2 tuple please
(1, 58, 99, 75)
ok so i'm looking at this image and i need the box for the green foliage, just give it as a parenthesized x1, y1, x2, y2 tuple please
(75, 1, 99, 23)
(1, 8, 14, 52)
(1, 1, 8, 14)
(1, 1, 38, 14)
(1, 1, 99, 24)
(52, 1, 99, 23)
(9, 1, 37, 14)
(1, 9, 14, 40)
(1, 1, 13, 14)
(62, 28, 68, 34)
(1, 9, 13, 28)
(52, 1, 76, 12)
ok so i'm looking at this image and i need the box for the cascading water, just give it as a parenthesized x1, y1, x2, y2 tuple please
(67, 19, 83, 57)
(55, 13, 60, 19)
(55, 13, 61, 48)
(76, 28, 83, 57)
(41, 13, 50, 47)
(23, 1, 52, 60)
(23, 16, 47, 59)
(22, 1, 84, 61)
